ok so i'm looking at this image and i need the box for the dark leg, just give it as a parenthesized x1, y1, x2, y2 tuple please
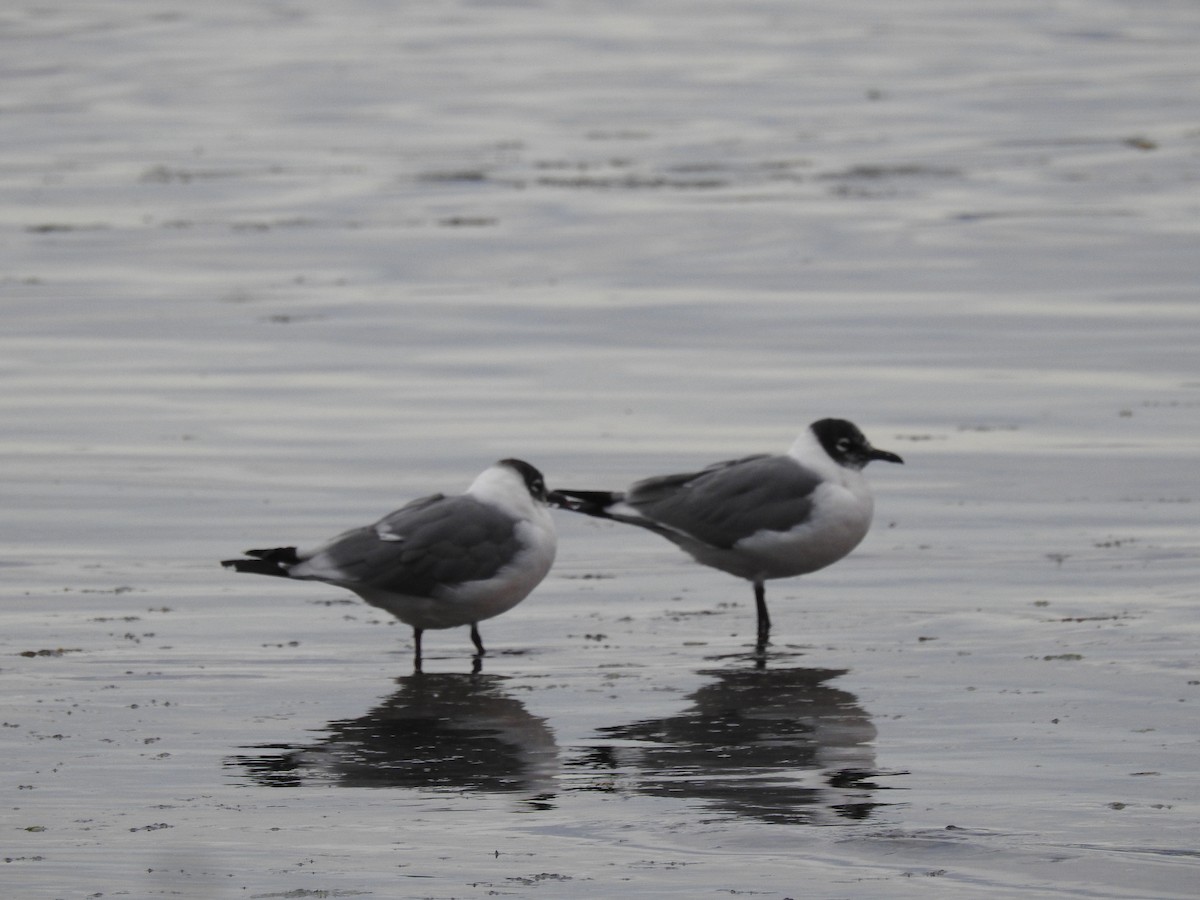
(413, 627, 424, 673)
(470, 623, 486, 658)
(754, 581, 770, 652)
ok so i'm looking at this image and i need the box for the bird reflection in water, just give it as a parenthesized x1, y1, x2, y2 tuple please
(227, 674, 558, 807)
(569, 666, 896, 824)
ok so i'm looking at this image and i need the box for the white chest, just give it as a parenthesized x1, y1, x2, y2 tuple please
(724, 476, 875, 581)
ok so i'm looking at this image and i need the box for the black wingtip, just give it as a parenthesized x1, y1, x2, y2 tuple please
(550, 489, 621, 516)
(221, 546, 300, 578)
(244, 547, 300, 563)
(222, 558, 288, 577)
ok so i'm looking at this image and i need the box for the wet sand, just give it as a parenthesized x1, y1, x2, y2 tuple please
(3, 1, 1198, 896)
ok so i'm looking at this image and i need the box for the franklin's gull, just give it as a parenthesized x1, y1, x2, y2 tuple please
(222, 459, 558, 671)
(554, 419, 902, 651)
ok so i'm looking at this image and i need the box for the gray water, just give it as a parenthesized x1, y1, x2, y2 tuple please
(3, 1, 1199, 897)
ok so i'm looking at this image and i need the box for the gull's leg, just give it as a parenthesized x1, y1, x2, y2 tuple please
(470, 623, 486, 658)
(754, 581, 771, 652)
(413, 627, 424, 673)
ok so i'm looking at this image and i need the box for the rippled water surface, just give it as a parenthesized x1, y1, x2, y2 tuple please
(4, 1, 1199, 897)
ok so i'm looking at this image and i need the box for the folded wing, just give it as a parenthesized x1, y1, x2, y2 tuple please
(295, 493, 521, 597)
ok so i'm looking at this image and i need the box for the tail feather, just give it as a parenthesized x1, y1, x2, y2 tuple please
(221, 546, 300, 577)
(553, 488, 687, 544)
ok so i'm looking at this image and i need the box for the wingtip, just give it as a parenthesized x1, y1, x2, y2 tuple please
(222, 547, 299, 575)
(244, 546, 300, 563)
(221, 556, 295, 577)
(549, 489, 621, 515)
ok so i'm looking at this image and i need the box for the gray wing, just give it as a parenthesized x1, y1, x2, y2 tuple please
(302, 493, 519, 597)
(626, 455, 822, 548)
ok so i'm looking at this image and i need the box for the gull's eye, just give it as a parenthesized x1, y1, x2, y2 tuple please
(836, 438, 852, 453)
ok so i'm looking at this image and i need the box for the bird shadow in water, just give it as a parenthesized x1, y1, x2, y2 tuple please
(226, 665, 903, 825)
(567, 664, 903, 825)
(226, 672, 559, 808)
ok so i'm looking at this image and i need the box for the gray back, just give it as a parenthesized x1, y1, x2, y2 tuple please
(319, 494, 520, 597)
(627, 455, 822, 548)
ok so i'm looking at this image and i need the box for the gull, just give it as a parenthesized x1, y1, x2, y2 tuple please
(554, 419, 902, 651)
(222, 459, 558, 671)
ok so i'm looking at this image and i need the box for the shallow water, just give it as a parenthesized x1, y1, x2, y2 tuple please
(3, 0, 1199, 897)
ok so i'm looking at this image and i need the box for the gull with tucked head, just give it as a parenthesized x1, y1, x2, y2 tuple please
(222, 459, 559, 671)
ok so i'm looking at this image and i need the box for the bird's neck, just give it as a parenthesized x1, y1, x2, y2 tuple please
(468, 466, 532, 510)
